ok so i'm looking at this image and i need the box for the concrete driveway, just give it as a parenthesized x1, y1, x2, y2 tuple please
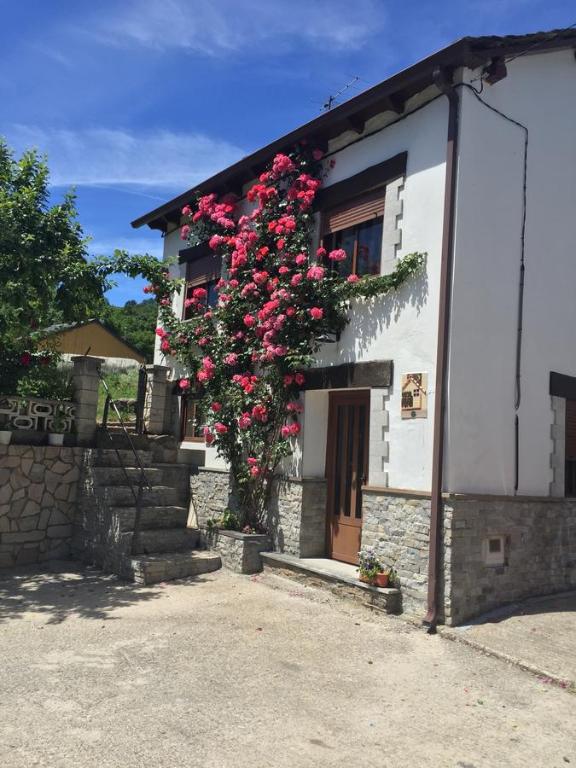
(442, 590, 576, 688)
(0, 564, 575, 768)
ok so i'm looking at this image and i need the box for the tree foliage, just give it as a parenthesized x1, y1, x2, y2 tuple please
(102, 298, 157, 362)
(0, 138, 108, 394)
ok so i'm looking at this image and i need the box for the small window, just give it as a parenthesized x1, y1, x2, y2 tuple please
(322, 189, 384, 278)
(484, 535, 506, 566)
(182, 253, 221, 320)
(183, 279, 218, 320)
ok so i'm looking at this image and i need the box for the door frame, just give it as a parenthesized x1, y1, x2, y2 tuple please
(324, 389, 370, 563)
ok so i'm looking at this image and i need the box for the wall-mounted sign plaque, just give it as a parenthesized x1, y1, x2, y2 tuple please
(401, 373, 428, 419)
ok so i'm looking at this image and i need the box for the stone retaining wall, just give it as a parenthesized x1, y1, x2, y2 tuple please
(190, 468, 326, 558)
(190, 467, 236, 528)
(361, 489, 431, 618)
(0, 445, 83, 567)
(446, 496, 576, 625)
(201, 528, 271, 573)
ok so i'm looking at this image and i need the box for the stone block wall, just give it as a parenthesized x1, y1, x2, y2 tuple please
(190, 467, 237, 527)
(201, 529, 271, 573)
(361, 489, 431, 617)
(0, 445, 83, 567)
(190, 468, 326, 558)
(446, 496, 576, 625)
(267, 479, 326, 557)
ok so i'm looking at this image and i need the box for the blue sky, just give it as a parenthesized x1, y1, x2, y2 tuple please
(2, 0, 574, 305)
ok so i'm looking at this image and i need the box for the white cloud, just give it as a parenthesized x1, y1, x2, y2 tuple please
(88, 0, 383, 54)
(8, 125, 245, 189)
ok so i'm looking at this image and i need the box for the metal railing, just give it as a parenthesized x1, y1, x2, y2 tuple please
(97, 368, 152, 556)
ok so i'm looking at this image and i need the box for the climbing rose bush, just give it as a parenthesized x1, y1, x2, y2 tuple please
(110, 145, 423, 530)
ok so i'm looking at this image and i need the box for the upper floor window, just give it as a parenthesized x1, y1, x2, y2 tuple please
(321, 188, 384, 278)
(181, 250, 221, 321)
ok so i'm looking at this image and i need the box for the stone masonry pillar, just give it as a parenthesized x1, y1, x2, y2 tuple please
(71, 355, 104, 446)
(143, 365, 170, 435)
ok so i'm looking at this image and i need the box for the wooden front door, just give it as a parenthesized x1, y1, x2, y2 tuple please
(325, 390, 370, 565)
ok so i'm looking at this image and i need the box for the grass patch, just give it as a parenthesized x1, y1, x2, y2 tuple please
(97, 367, 140, 422)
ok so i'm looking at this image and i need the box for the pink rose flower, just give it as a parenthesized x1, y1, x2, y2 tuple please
(214, 422, 228, 435)
(210, 402, 222, 412)
(347, 274, 360, 283)
(295, 254, 307, 266)
(306, 265, 325, 280)
(238, 413, 252, 429)
(178, 378, 190, 390)
(243, 314, 256, 328)
(309, 307, 323, 320)
(328, 248, 347, 262)
(180, 225, 191, 240)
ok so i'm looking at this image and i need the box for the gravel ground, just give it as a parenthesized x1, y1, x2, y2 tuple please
(0, 564, 575, 768)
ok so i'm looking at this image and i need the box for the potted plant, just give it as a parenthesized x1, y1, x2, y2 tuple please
(0, 422, 12, 446)
(48, 403, 67, 446)
(358, 547, 396, 588)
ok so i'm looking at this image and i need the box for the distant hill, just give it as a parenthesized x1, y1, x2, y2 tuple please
(103, 298, 157, 362)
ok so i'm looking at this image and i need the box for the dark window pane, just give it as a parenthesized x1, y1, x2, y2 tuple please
(356, 218, 383, 276)
(183, 279, 219, 320)
(324, 229, 354, 278)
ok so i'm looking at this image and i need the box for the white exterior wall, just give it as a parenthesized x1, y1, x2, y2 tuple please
(302, 96, 449, 490)
(155, 98, 449, 484)
(446, 50, 576, 495)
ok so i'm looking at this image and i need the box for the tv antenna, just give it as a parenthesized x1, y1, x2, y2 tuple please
(322, 76, 361, 111)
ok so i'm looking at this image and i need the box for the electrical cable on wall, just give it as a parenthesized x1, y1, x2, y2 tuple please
(459, 82, 529, 493)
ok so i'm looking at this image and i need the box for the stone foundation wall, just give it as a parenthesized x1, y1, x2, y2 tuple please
(190, 468, 326, 558)
(0, 445, 83, 567)
(361, 489, 431, 618)
(189, 467, 236, 528)
(268, 479, 326, 557)
(201, 529, 271, 573)
(446, 496, 576, 625)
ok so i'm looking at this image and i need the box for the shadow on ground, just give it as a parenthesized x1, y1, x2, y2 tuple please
(0, 561, 208, 625)
(462, 590, 576, 626)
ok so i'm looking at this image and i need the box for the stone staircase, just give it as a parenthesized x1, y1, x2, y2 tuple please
(73, 447, 221, 585)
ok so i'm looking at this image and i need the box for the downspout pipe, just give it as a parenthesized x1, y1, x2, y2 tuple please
(424, 68, 460, 632)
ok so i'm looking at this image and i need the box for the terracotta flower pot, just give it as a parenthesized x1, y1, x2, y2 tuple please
(373, 572, 389, 588)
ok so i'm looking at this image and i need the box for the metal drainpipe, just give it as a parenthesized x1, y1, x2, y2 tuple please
(424, 69, 460, 632)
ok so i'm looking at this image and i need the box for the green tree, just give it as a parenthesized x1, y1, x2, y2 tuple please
(0, 138, 108, 393)
(102, 297, 157, 362)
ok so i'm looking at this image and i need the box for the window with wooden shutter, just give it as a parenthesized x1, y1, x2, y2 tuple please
(182, 254, 221, 320)
(322, 188, 385, 277)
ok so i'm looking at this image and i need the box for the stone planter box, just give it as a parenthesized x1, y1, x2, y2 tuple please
(201, 528, 271, 574)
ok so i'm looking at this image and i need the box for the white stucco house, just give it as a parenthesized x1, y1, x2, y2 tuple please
(132, 29, 576, 625)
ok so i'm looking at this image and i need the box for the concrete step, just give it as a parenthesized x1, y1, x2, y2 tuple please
(124, 550, 222, 585)
(133, 527, 200, 554)
(113, 506, 189, 531)
(260, 552, 402, 615)
(92, 449, 154, 468)
(93, 464, 189, 490)
(96, 430, 152, 451)
(103, 485, 187, 508)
